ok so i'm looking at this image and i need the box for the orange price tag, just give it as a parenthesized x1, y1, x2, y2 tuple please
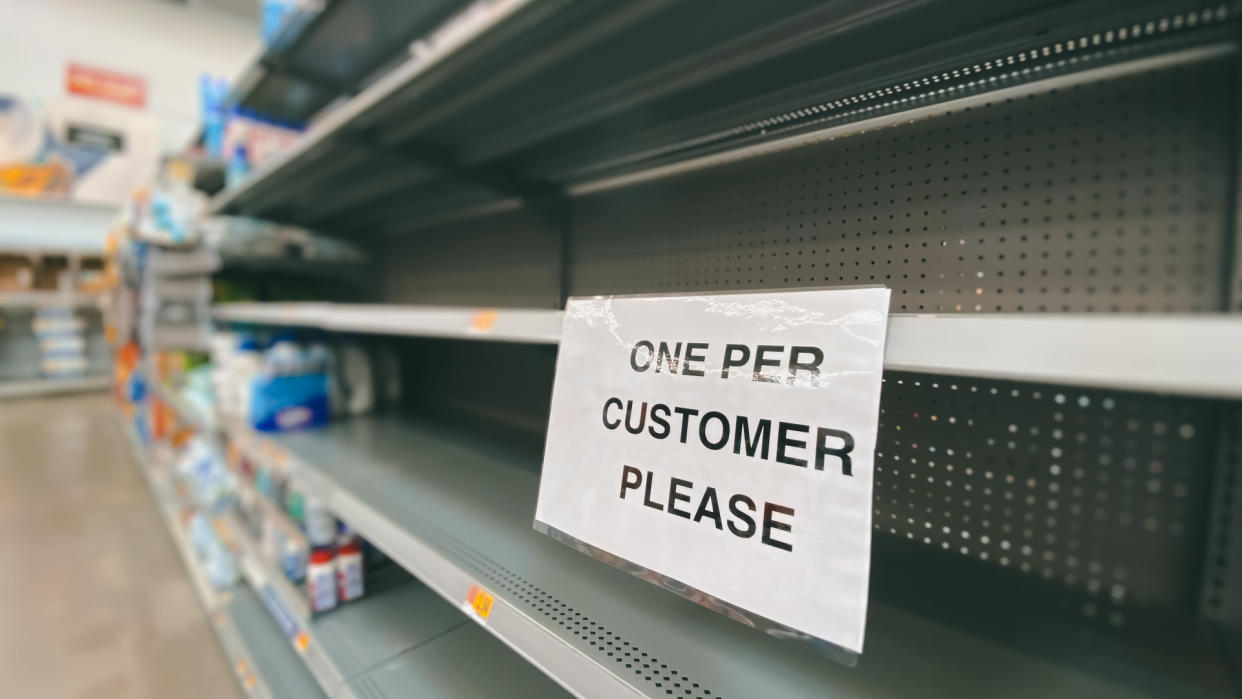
(466, 585, 495, 619)
(295, 631, 310, 653)
(470, 309, 499, 332)
(236, 660, 249, 674)
(244, 674, 256, 690)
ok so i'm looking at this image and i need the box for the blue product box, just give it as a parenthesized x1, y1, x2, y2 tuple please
(250, 372, 330, 432)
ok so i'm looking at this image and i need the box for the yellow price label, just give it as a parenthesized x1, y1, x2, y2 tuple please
(244, 673, 256, 690)
(467, 585, 494, 619)
(470, 309, 499, 332)
(295, 631, 310, 653)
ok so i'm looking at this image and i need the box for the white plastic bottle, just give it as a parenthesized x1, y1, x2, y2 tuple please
(307, 549, 337, 612)
(336, 539, 364, 602)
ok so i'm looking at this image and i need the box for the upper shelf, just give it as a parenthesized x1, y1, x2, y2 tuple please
(225, 0, 472, 126)
(214, 302, 564, 344)
(207, 1, 1238, 234)
(212, 302, 1242, 398)
(0, 290, 101, 309)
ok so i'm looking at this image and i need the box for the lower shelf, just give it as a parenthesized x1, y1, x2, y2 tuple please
(230, 414, 1235, 699)
(222, 511, 571, 699)
(121, 415, 323, 699)
(219, 587, 330, 699)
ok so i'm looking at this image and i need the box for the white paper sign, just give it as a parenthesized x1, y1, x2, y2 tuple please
(535, 288, 890, 654)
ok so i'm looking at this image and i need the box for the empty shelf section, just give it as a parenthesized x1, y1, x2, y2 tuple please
(211, 303, 1242, 397)
(214, 302, 564, 344)
(223, 586, 330, 699)
(220, 510, 570, 699)
(226, 0, 471, 126)
(227, 414, 1227, 699)
(210, 0, 537, 218)
(883, 314, 1242, 398)
(208, 2, 1238, 233)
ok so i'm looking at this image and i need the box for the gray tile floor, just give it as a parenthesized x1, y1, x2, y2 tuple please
(0, 393, 239, 698)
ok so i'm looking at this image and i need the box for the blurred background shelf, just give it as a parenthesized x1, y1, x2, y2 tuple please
(0, 290, 101, 309)
(219, 587, 330, 699)
(0, 375, 110, 400)
(227, 507, 570, 699)
(26, 0, 1237, 696)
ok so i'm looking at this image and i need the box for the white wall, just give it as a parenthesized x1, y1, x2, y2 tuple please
(0, 0, 261, 153)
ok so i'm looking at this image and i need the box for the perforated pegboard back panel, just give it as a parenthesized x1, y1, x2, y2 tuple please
(1203, 407, 1242, 627)
(875, 373, 1216, 629)
(379, 207, 561, 308)
(569, 54, 1235, 313)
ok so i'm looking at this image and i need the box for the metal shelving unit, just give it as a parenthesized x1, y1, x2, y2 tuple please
(220, 587, 331, 699)
(141, 0, 1242, 696)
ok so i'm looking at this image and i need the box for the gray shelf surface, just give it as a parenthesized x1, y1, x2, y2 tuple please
(234, 414, 1227, 699)
(228, 586, 331, 699)
(225, 482, 569, 698)
(0, 290, 101, 308)
(317, 573, 570, 699)
(212, 302, 1242, 397)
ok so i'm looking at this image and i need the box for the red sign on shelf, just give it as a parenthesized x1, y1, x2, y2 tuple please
(66, 63, 146, 108)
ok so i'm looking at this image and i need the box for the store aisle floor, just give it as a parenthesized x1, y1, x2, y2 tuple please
(0, 394, 239, 699)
